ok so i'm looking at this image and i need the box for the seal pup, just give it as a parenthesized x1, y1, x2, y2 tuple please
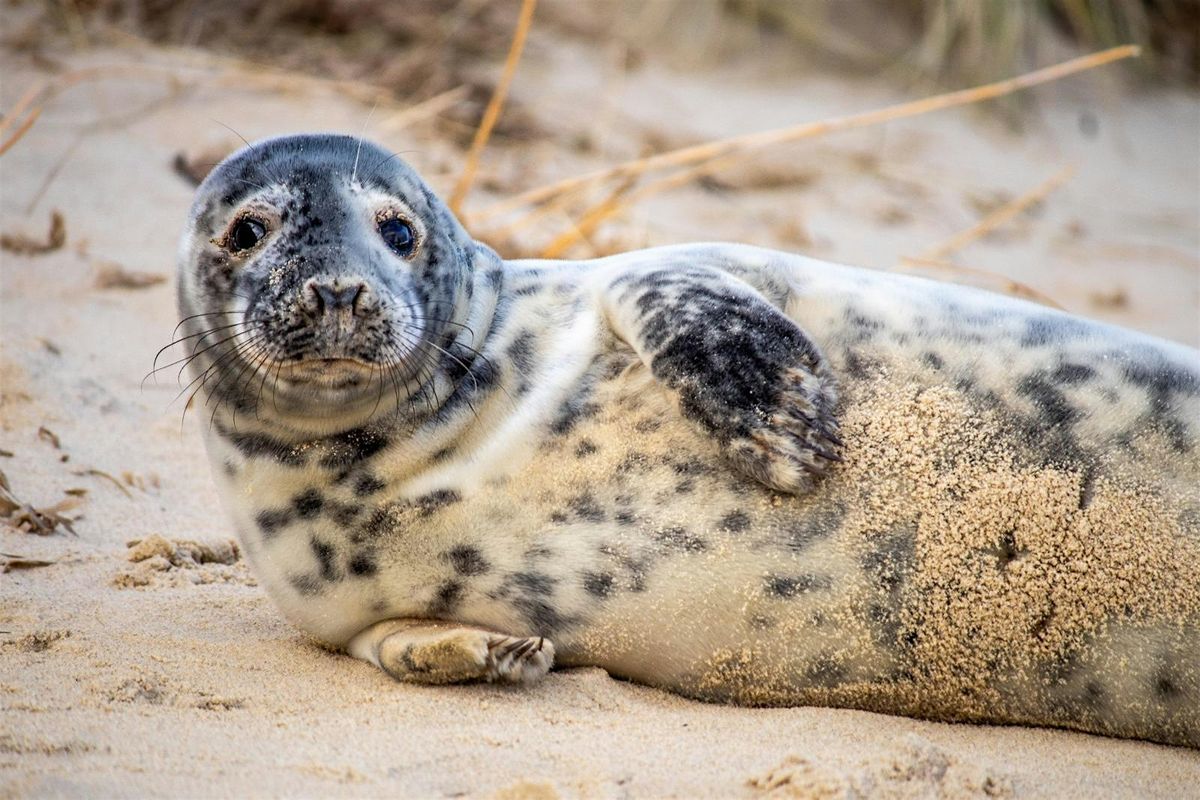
(174, 134, 1200, 746)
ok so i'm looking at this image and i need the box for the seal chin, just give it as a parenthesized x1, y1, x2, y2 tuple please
(286, 357, 378, 389)
(265, 358, 396, 432)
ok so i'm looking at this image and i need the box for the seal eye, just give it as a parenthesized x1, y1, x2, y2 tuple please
(379, 217, 416, 258)
(229, 218, 266, 252)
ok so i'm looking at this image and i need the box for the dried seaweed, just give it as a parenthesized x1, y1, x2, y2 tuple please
(0, 470, 80, 536)
(94, 262, 167, 290)
(0, 210, 65, 255)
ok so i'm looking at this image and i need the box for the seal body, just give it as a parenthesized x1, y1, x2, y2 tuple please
(177, 134, 1200, 747)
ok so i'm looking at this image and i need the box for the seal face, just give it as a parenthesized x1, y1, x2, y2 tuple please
(176, 134, 1200, 747)
(177, 134, 479, 433)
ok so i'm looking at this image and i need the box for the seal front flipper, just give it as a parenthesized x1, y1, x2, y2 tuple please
(348, 619, 554, 685)
(600, 264, 841, 494)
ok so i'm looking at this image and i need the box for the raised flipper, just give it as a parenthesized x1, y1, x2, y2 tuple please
(601, 264, 840, 494)
(348, 619, 554, 685)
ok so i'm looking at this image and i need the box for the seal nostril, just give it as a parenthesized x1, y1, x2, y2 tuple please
(348, 283, 368, 316)
(306, 280, 368, 316)
(306, 282, 327, 316)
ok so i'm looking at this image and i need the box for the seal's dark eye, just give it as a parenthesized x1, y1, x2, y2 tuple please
(229, 218, 266, 252)
(379, 217, 415, 258)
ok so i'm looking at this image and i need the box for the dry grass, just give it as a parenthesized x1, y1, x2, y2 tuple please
(3, 2, 1151, 310)
(449, 0, 538, 214)
(724, 0, 1197, 84)
(467, 46, 1137, 261)
(913, 165, 1077, 262)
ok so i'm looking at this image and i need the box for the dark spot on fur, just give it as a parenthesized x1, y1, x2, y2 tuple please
(512, 597, 572, 636)
(766, 573, 832, 597)
(327, 501, 361, 526)
(921, 352, 944, 370)
(551, 396, 601, 436)
(512, 571, 556, 596)
(719, 510, 751, 532)
(445, 545, 490, 576)
(654, 526, 706, 553)
(1053, 363, 1095, 384)
(354, 473, 386, 497)
(507, 331, 536, 373)
(615, 509, 637, 526)
(671, 459, 709, 476)
(310, 537, 339, 582)
(359, 508, 392, 541)
(430, 446, 456, 463)
(293, 488, 324, 519)
(289, 574, 322, 596)
(1020, 314, 1092, 347)
(1154, 668, 1182, 701)
(574, 439, 599, 457)
(569, 493, 606, 522)
(617, 452, 652, 473)
(415, 489, 461, 516)
(428, 580, 463, 617)
(785, 505, 844, 552)
(317, 426, 389, 469)
(843, 349, 873, 380)
(1018, 373, 1080, 428)
(348, 553, 377, 577)
(582, 571, 615, 598)
(219, 425, 307, 466)
(255, 508, 292, 538)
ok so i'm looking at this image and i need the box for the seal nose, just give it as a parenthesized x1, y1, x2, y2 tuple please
(303, 278, 369, 317)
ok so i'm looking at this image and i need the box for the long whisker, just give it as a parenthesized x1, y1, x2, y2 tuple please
(174, 331, 264, 409)
(146, 320, 248, 385)
(213, 338, 274, 433)
(178, 332, 266, 434)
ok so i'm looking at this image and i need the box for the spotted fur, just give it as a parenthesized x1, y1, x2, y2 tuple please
(176, 135, 1200, 747)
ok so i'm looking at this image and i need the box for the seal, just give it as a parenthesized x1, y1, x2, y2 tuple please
(174, 133, 1200, 747)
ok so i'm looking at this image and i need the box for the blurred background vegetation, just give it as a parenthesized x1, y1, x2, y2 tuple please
(15, 0, 1200, 121)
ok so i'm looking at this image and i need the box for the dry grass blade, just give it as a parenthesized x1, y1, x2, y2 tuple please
(0, 106, 42, 157)
(2, 554, 57, 574)
(898, 256, 1065, 309)
(539, 176, 638, 258)
(918, 165, 1077, 260)
(470, 45, 1139, 224)
(1, 211, 66, 255)
(537, 153, 744, 257)
(378, 85, 470, 134)
(0, 81, 47, 139)
(74, 468, 134, 499)
(0, 55, 418, 161)
(448, 0, 538, 214)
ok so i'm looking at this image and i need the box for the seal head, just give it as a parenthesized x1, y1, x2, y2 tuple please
(176, 133, 478, 433)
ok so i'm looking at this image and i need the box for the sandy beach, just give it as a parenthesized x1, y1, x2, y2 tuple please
(2, 5, 1199, 796)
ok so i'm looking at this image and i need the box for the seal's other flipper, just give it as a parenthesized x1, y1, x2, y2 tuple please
(348, 619, 554, 685)
(602, 265, 841, 495)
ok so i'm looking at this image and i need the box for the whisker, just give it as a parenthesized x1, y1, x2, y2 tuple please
(178, 332, 266, 434)
(147, 321, 248, 385)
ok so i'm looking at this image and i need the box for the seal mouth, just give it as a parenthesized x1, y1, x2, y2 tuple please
(283, 357, 379, 388)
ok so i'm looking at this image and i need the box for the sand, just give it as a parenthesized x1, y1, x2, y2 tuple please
(2, 18, 1200, 800)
